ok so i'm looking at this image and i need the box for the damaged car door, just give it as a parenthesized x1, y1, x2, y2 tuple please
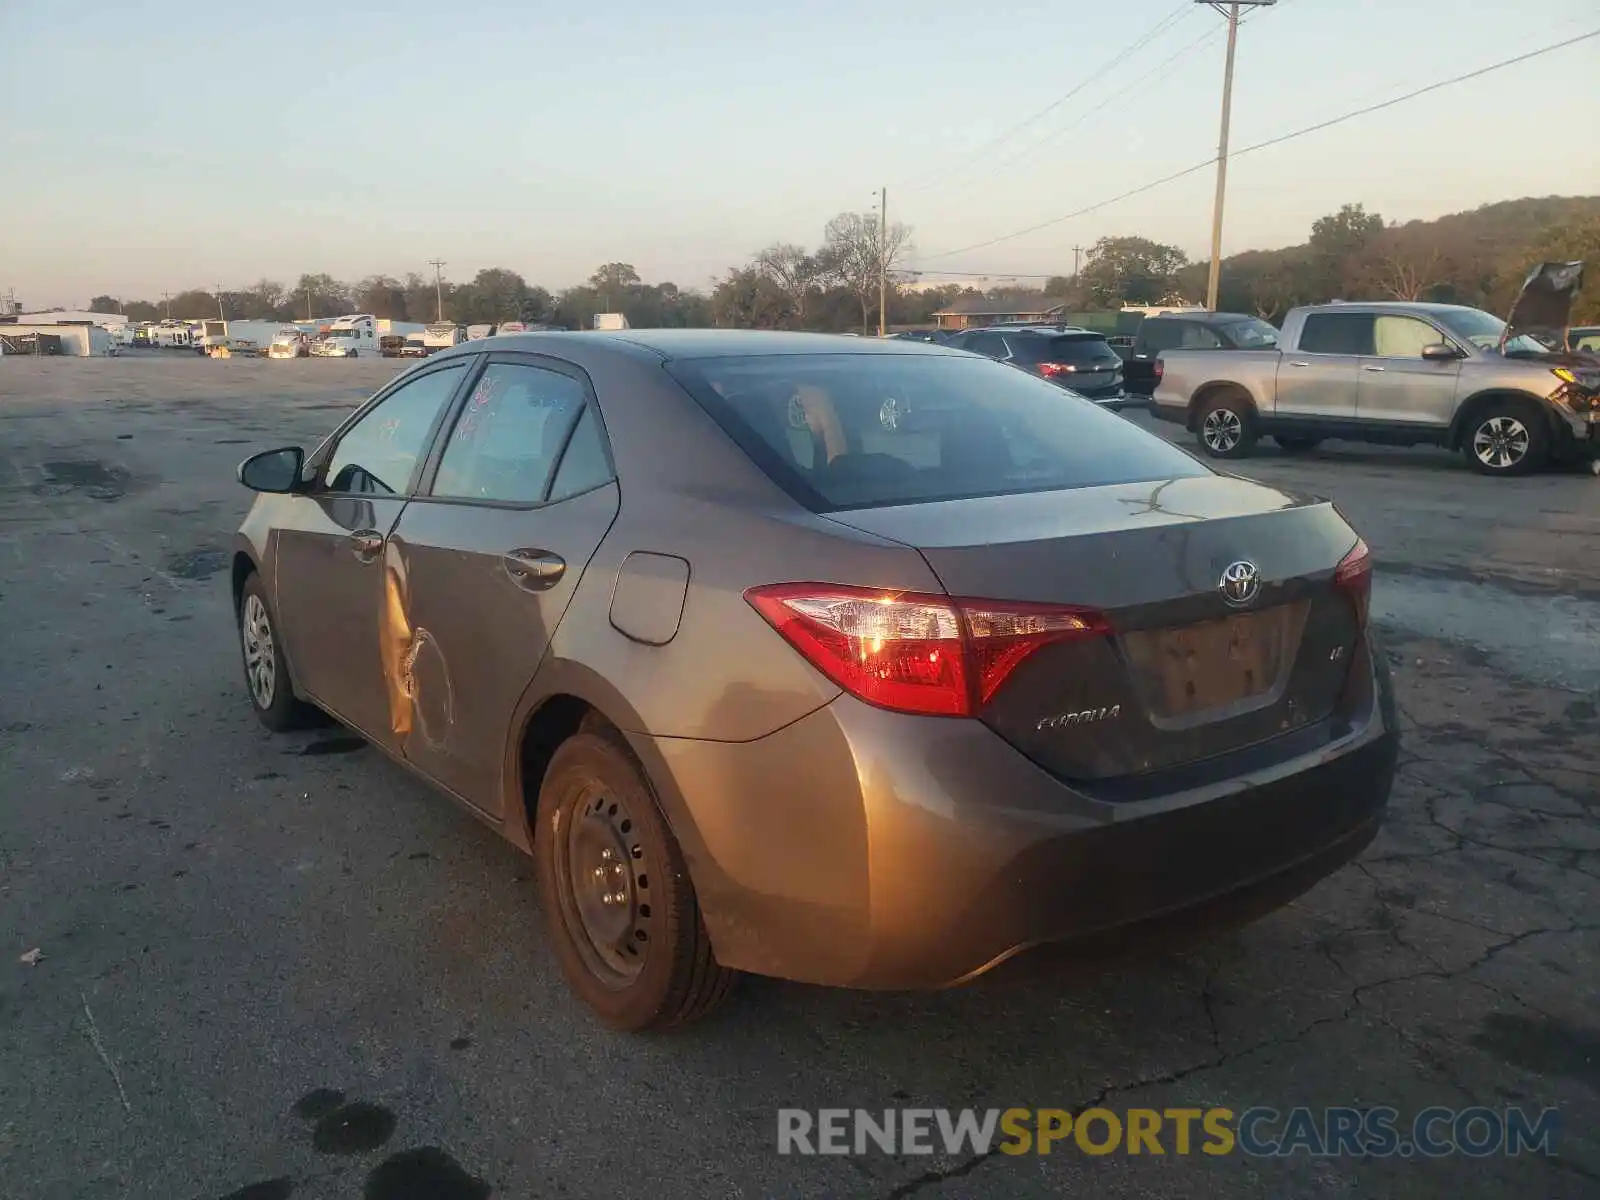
(272, 360, 470, 745)
(384, 355, 620, 816)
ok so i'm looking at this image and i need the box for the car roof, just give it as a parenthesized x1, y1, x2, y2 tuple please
(1307, 301, 1484, 317)
(1145, 311, 1255, 323)
(445, 328, 966, 361)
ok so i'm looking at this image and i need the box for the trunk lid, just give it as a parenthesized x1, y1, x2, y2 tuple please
(825, 475, 1366, 790)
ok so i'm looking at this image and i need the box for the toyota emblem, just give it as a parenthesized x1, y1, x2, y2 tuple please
(1219, 560, 1261, 607)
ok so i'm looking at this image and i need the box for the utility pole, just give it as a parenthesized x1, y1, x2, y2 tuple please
(305, 285, 313, 322)
(214, 284, 226, 320)
(877, 186, 888, 337)
(1200, 0, 1275, 311)
(161, 291, 171, 320)
(428, 259, 447, 322)
(1072, 246, 1085, 278)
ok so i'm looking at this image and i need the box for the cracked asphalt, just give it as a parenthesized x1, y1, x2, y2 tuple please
(1, 354, 1597, 1199)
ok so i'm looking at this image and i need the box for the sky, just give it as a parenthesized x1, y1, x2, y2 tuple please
(2, 0, 1597, 307)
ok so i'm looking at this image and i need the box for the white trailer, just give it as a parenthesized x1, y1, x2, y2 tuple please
(311, 314, 425, 358)
(423, 322, 465, 352)
(199, 319, 285, 356)
(149, 321, 193, 349)
(593, 312, 630, 330)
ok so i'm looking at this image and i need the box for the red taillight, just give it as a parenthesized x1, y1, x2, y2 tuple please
(1153, 358, 1165, 380)
(744, 583, 1110, 717)
(1334, 537, 1372, 626)
(1036, 362, 1076, 377)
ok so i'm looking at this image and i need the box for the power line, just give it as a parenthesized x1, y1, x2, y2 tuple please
(903, 2, 1193, 193)
(910, 27, 1599, 264)
(937, 19, 1230, 204)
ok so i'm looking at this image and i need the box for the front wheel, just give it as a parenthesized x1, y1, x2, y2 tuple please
(238, 573, 320, 731)
(535, 730, 735, 1031)
(1195, 394, 1258, 459)
(1463, 402, 1547, 476)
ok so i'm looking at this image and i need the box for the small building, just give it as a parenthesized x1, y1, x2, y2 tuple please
(0, 324, 118, 356)
(3, 309, 130, 330)
(931, 295, 1066, 331)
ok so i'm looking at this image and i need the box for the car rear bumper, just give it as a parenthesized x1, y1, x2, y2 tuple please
(636, 637, 1397, 990)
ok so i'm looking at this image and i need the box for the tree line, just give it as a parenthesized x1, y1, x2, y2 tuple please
(91, 195, 1599, 333)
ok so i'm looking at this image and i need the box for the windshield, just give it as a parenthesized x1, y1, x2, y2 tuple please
(1219, 318, 1280, 349)
(329, 328, 359, 339)
(666, 353, 1208, 512)
(1435, 308, 1548, 356)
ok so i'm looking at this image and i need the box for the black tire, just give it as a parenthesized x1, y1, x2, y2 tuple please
(237, 572, 320, 732)
(1462, 399, 1548, 477)
(1194, 391, 1258, 460)
(1275, 435, 1322, 453)
(535, 730, 735, 1031)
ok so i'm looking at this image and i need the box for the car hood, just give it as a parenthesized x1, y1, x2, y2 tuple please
(1505, 261, 1584, 340)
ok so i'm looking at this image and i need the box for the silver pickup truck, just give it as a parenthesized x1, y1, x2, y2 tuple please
(1153, 267, 1600, 476)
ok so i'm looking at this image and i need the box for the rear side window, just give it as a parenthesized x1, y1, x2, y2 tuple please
(1009, 334, 1119, 366)
(966, 332, 1007, 358)
(666, 353, 1210, 512)
(1137, 319, 1185, 353)
(1299, 313, 1376, 356)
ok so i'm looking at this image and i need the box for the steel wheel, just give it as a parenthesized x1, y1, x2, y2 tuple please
(558, 784, 651, 988)
(241, 593, 276, 709)
(1202, 407, 1243, 454)
(1472, 415, 1530, 471)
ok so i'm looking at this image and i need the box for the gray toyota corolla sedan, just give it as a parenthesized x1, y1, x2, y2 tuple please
(232, 330, 1397, 1030)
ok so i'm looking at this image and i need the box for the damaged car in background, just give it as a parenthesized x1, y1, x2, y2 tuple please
(1153, 261, 1600, 475)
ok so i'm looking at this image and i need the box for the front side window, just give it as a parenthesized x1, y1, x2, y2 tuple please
(1298, 313, 1375, 356)
(1374, 315, 1445, 358)
(1179, 324, 1223, 350)
(322, 363, 466, 495)
(431, 362, 587, 504)
(667, 352, 1210, 512)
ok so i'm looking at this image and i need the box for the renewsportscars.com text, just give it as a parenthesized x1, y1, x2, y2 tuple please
(776, 1106, 1560, 1159)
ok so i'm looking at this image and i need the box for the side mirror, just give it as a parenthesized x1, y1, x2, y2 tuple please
(238, 446, 306, 493)
(1421, 343, 1462, 362)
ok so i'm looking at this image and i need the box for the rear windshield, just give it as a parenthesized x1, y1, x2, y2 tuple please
(1218, 318, 1280, 348)
(1009, 333, 1118, 365)
(666, 353, 1209, 512)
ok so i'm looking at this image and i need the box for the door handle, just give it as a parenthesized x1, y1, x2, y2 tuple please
(348, 529, 384, 561)
(1287, 360, 1310, 368)
(1362, 365, 1387, 372)
(502, 549, 566, 590)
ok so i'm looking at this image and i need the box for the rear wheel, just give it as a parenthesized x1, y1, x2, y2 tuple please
(1195, 392, 1258, 460)
(1463, 400, 1547, 476)
(1275, 435, 1322, 453)
(535, 730, 735, 1031)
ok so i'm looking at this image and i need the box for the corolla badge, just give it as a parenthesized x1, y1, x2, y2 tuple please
(1219, 560, 1261, 607)
(1037, 705, 1120, 731)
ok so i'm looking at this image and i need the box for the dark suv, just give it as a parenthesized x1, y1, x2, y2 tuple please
(948, 328, 1129, 407)
(1124, 312, 1280, 399)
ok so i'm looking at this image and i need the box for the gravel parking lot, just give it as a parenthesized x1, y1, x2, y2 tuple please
(2, 353, 1598, 1199)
